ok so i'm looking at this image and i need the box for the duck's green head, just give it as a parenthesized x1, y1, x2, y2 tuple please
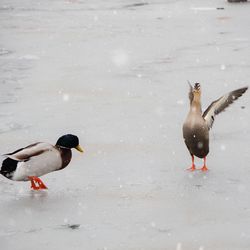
(56, 134, 84, 153)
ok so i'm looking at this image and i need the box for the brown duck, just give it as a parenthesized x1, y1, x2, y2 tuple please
(182, 83, 248, 171)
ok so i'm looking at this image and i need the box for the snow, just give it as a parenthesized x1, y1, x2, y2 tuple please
(0, 0, 250, 249)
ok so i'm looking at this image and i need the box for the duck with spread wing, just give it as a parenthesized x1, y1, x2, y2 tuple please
(183, 83, 247, 171)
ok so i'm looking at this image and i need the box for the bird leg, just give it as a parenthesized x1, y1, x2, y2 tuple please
(186, 155, 196, 171)
(200, 157, 208, 172)
(28, 176, 48, 190)
(28, 177, 39, 190)
(34, 177, 48, 189)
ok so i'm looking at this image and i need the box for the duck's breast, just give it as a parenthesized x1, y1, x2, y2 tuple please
(183, 115, 209, 158)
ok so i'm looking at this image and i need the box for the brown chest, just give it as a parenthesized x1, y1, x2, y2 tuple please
(58, 148, 72, 170)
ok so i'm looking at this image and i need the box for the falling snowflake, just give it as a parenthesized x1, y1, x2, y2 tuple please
(112, 49, 129, 67)
(220, 64, 226, 70)
(63, 94, 70, 102)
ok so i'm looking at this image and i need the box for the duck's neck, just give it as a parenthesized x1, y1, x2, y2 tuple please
(190, 93, 202, 114)
(57, 146, 72, 170)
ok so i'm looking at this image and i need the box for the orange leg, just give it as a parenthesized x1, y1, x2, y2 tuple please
(28, 177, 39, 190)
(28, 176, 48, 190)
(186, 155, 196, 171)
(200, 157, 208, 172)
(33, 176, 48, 189)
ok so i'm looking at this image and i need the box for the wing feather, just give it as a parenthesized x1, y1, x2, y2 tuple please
(4, 142, 52, 161)
(203, 87, 248, 129)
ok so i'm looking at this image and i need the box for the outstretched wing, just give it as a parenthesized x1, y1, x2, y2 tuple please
(4, 142, 52, 162)
(203, 87, 248, 129)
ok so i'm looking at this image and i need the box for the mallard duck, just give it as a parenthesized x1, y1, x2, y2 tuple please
(0, 134, 84, 190)
(183, 83, 248, 171)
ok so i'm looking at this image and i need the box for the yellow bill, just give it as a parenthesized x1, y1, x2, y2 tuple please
(75, 145, 84, 153)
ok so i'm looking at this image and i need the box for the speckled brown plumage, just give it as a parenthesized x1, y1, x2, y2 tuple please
(182, 83, 248, 171)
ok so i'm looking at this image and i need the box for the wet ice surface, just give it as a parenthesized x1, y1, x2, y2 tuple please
(0, 0, 250, 249)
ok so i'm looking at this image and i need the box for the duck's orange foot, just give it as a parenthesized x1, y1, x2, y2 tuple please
(200, 166, 209, 172)
(186, 165, 196, 171)
(28, 176, 48, 190)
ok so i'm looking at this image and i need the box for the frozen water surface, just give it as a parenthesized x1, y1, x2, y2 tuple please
(0, 0, 250, 249)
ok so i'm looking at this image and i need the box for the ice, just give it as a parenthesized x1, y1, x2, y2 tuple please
(176, 242, 182, 250)
(0, 0, 250, 250)
(18, 55, 40, 60)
